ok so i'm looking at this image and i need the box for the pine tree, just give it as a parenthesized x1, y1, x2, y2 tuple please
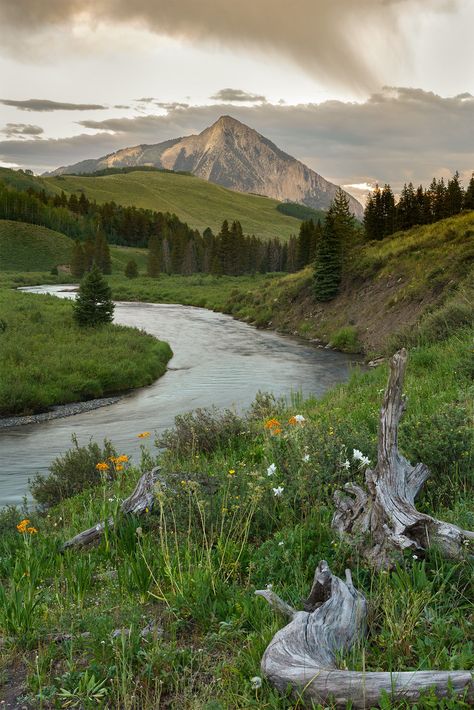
(445, 171, 464, 216)
(147, 234, 161, 277)
(73, 265, 114, 327)
(313, 205, 342, 301)
(464, 173, 474, 210)
(94, 231, 112, 274)
(125, 260, 138, 278)
(381, 184, 396, 236)
(70, 240, 86, 278)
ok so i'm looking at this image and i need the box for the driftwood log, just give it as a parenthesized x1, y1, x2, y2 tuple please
(256, 561, 473, 708)
(332, 348, 473, 569)
(62, 467, 160, 550)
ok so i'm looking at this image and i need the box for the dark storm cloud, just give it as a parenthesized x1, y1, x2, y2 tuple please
(0, 0, 458, 91)
(1, 98, 107, 112)
(210, 89, 267, 103)
(1, 88, 472, 191)
(1, 122, 44, 137)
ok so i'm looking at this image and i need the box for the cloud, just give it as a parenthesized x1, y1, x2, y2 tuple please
(1, 87, 472, 193)
(1, 122, 44, 138)
(0, 1, 458, 92)
(210, 88, 266, 103)
(0, 98, 107, 112)
(114, 104, 130, 109)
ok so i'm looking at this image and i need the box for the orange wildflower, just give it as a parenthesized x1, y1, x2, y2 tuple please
(116, 455, 129, 463)
(96, 462, 109, 471)
(264, 418, 281, 430)
(138, 432, 151, 439)
(116, 464, 124, 472)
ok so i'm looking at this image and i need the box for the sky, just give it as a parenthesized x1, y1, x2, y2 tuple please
(0, 0, 473, 202)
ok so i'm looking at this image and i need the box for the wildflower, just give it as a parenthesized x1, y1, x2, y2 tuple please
(272, 486, 284, 497)
(341, 460, 350, 470)
(96, 462, 109, 471)
(352, 449, 370, 467)
(115, 464, 124, 472)
(250, 676, 262, 690)
(289, 414, 305, 425)
(116, 455, 129, 463)
(228, 469, 236, 475)
(26, 527, 38, 534)
(302, 454, 310, 462)
(138, 431, 151, 439)
(266, 583, 273, 591)
(278, 541, 285, 547)
(264, 418, 281, 430)
(413, 554, 418, 560)
(109, 456, 117, 463)
(16, 519, 30, 533)
(267, 463, 277, 476)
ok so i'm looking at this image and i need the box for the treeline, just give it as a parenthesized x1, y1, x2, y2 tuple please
(364, 171, 474, 240)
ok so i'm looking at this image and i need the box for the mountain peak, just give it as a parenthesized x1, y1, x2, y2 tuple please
(46, 119, 363, 218)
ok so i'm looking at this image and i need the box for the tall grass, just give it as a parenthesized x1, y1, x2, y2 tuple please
(0, 328, 471, 708)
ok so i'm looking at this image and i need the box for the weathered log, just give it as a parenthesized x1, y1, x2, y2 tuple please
(332, 348, 473, 568)
(62, 467, 161, 550)
(256, 561, 473, 709)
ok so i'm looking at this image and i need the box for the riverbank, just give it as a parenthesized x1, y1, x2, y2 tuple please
(0, 394, 123, 429)
(0, 327, 472, 708)
(0, 290, 173, 417)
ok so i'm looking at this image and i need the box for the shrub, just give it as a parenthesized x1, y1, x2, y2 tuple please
(30, 435, 117, 507)
(124, 259, 139, 278)
(159, 407, 253, 457)
(330, 325, 361, 353)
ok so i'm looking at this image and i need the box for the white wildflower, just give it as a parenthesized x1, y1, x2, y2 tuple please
(272, 486, 284, 497)
(412, 554, 418, 560)
(266, 583, 273, 591)
(294, 414, 305, 423)
(302, 454, 310, 462)
(341, 459, 350, 470)
(267, 463, 277, 476)
(278, 541, 285, 547)
(359, 455, 371, 468)
(250, 676, 262, 689)
(353, 449, 364, 461)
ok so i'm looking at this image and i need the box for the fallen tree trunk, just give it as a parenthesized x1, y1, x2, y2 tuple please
(332, 348, 473, 569)
(62, 467, 160, 550)
(256, 561, 473, 709)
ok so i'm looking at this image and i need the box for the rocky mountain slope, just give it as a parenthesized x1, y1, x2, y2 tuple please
(47, 116, 363, 218)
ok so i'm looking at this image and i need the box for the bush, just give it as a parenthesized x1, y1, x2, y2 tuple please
(30, 435, 117, 507)
(330, 325, 361, 352)
(125, 260, 139, 278)
(159, 407, 253, 457)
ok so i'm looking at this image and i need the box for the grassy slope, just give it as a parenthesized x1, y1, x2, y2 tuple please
(0, 290, 172, 416)
(0, 329, 471, 708)
(45, 171, 302, 241)
(106, 212, 474, 356)
(0, 220, 73, 271)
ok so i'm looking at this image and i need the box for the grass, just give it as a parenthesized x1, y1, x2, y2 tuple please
(45, 171, 302, 241)
(0, 328, 472, 708)
(0, 290, 172, 416)
(0, 220, 73, 271)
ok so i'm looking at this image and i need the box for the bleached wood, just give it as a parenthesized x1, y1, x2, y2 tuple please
(62, 467, 160, 550)
(332, 349, 473, 568)
(257, 561, 473, 708)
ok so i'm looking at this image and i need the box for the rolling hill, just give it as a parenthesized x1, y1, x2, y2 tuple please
(45, 170, 308, 241)
(46, 115, 363, 219)
(0, 220, 73, 271)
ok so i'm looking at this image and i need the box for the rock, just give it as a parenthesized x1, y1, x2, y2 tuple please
(368, 357, 385, 368)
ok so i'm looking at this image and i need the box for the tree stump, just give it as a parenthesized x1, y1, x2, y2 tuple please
(256, 561, 473, 708)
(332, 348, 473, 568)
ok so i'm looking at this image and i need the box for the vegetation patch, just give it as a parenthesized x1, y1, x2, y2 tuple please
(0, 329, 471, 708)
(0, 290, 172, 416)
(0, 220, 73, 271)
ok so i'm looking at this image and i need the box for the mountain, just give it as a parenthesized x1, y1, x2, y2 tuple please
(47, 116, 363, 219)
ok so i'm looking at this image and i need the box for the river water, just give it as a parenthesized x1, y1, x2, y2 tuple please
(0, 285, 357, 507)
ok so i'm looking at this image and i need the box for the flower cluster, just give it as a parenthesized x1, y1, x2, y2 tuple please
(264, 418, 282, 435)
(288, 414, 305, 425)
(353, 448, 371, 468)
(95, 462, 109, 472)
(16, 519, 38, 534)
(137, 431, 151, 439)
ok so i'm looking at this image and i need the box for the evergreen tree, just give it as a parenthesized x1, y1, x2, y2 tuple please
(125, 259, 138, 278)
(147, 234, 161, 277)
(313, 205, 342, 302)
(381, 184, 396, 236)
(70, 240, 86, 278)
(446, 171, 464, 216)
(73, 265, 114, 327)
(464, 173, 474, 210)
(94, 231, 111, 274)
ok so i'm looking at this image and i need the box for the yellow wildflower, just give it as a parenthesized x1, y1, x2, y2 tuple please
(228, 469, 236, 475)
(138, 432, 151, 439)
(96, 462, 109, 471)
(115, 464, 124, 472)
(26, 526, 38, 534)
(116, 455, 129, 463)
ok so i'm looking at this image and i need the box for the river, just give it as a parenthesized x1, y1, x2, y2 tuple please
(0, 285, 357, 507)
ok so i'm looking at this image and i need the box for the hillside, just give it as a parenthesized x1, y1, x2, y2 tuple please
(109, 212, 474, 355)
(45, 116, 363, 219)
(45, 170, 304, 241)
(0, 220, 73, 271)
